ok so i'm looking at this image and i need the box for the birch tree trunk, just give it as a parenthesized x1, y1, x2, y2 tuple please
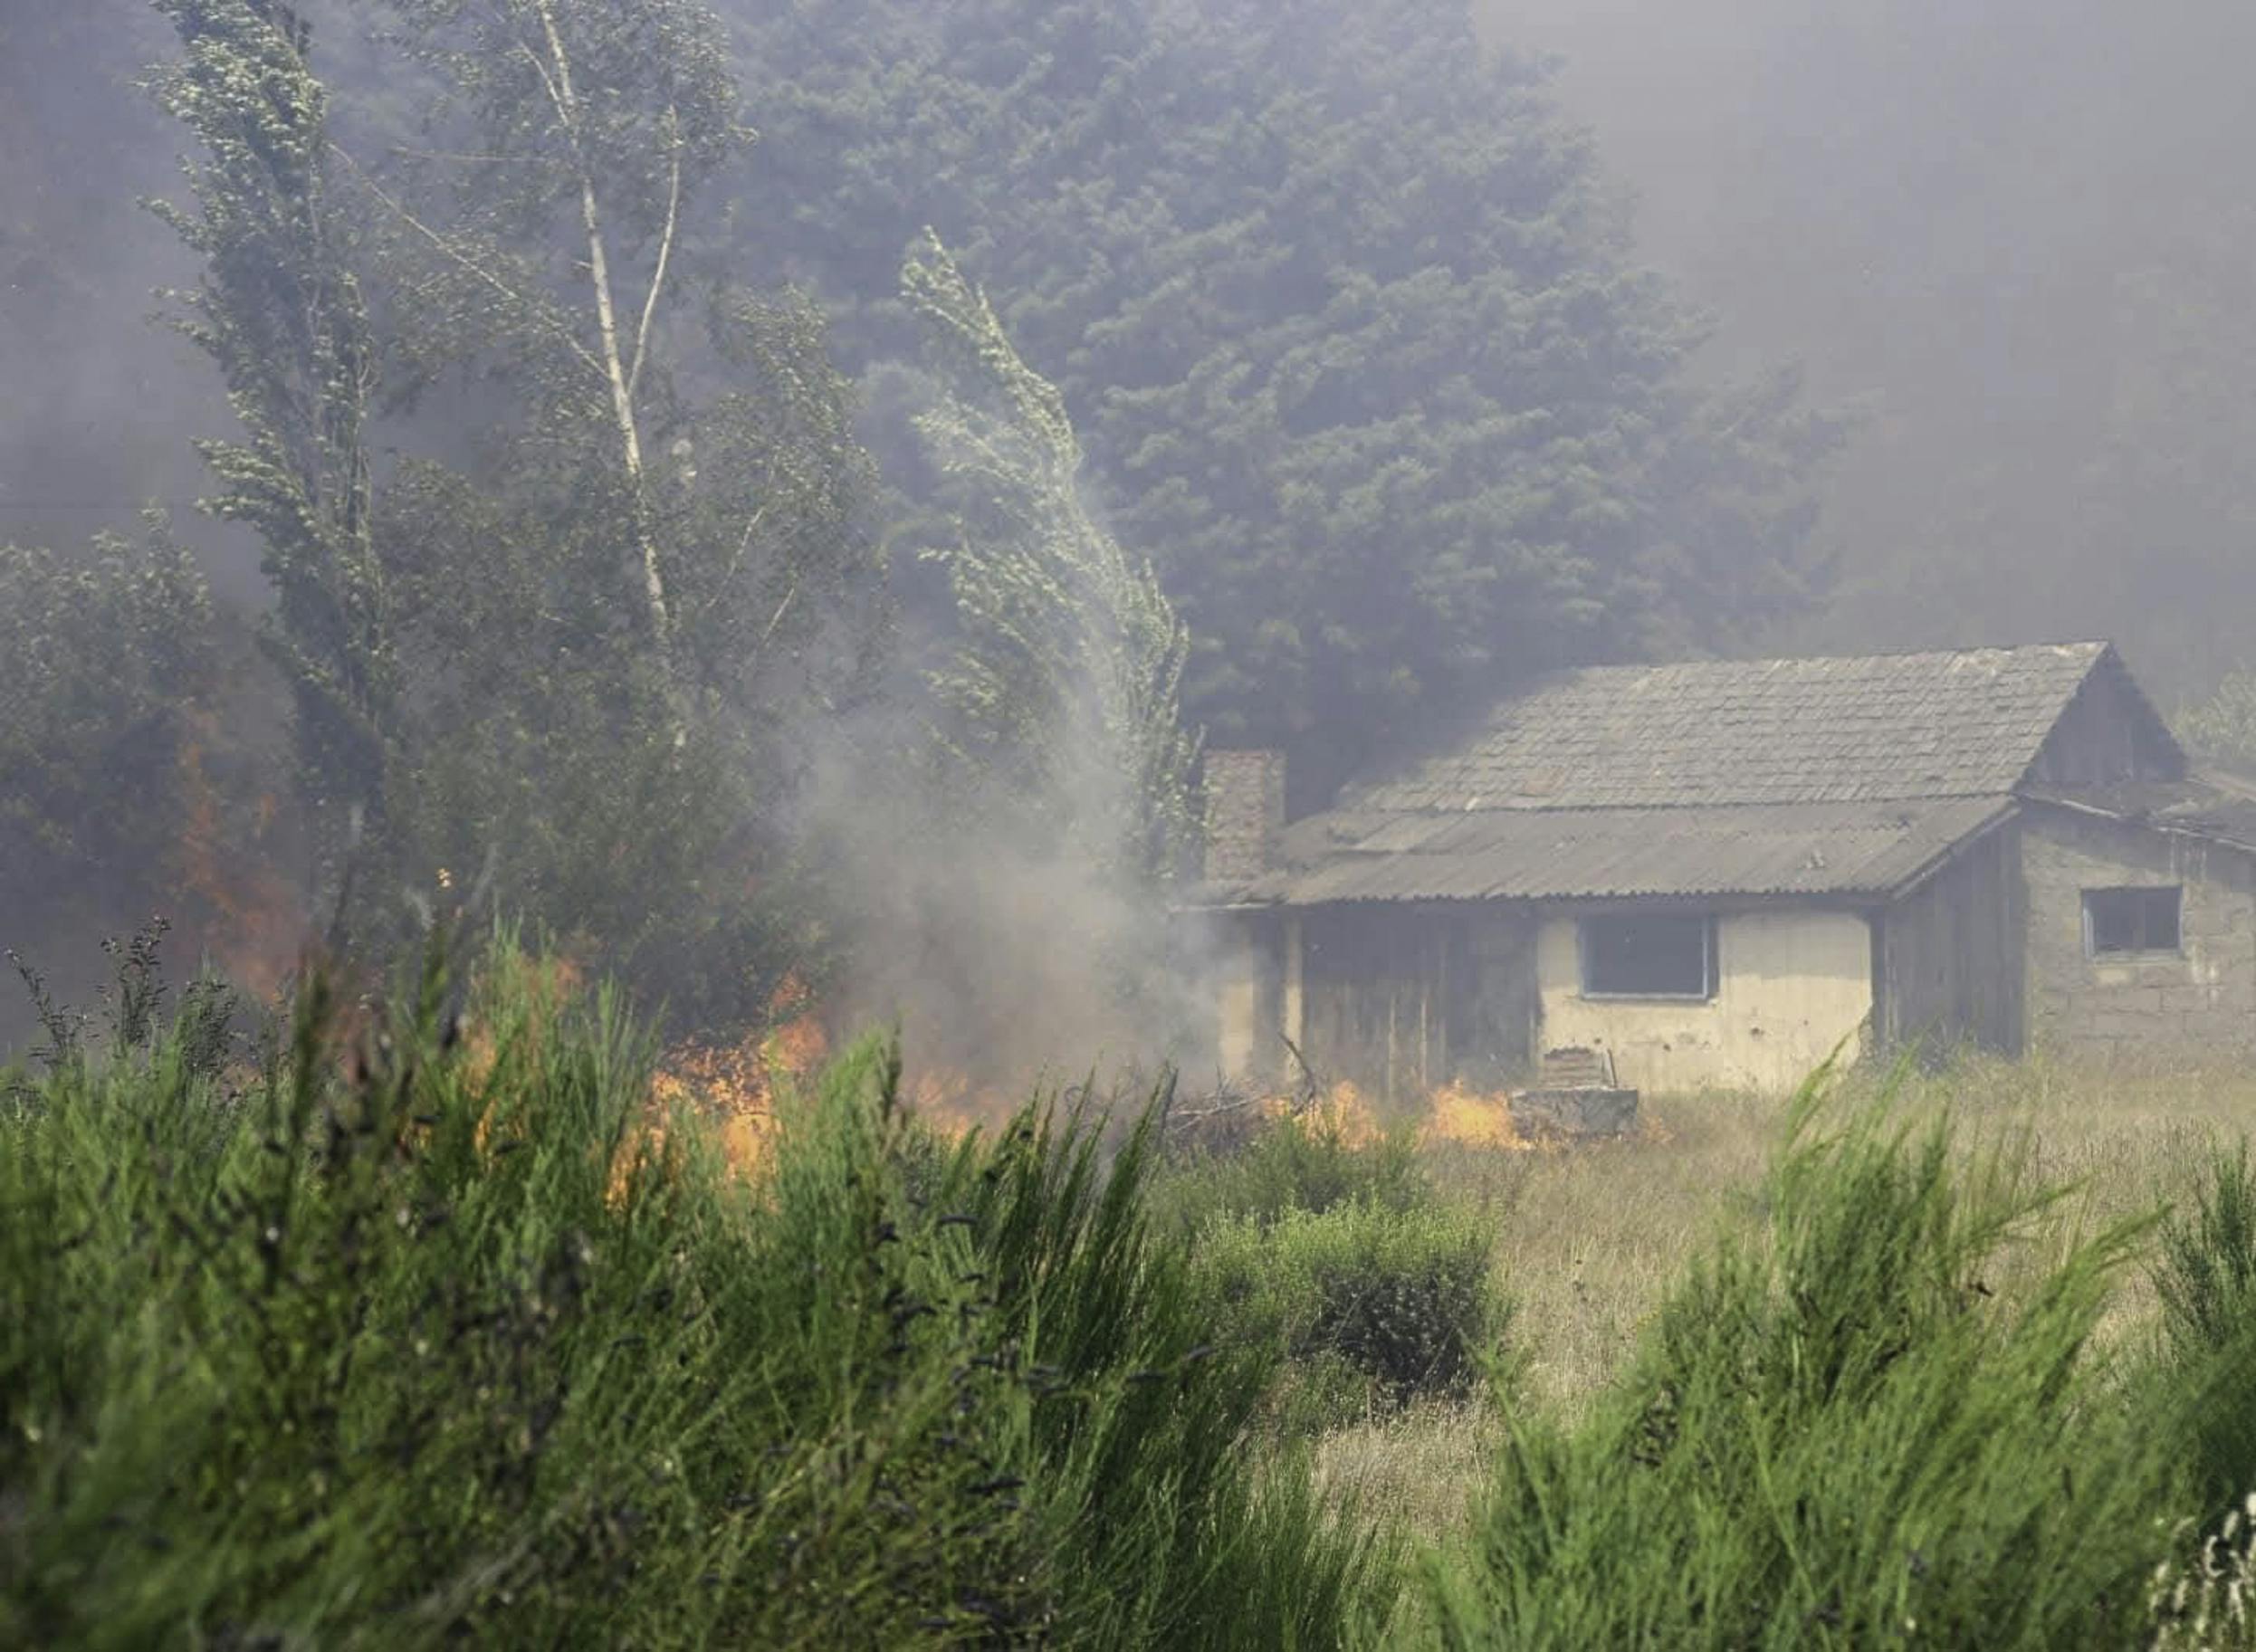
(529, 0, 675, 665)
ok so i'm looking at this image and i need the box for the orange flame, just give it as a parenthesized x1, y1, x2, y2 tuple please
(1420, 1081, 1534, 1151)
(1250, 1078, 1537, 1152)
(173, 717, 304, 999)
(901, 1066, 1014, 1141)
(636, 974, 830, 1189)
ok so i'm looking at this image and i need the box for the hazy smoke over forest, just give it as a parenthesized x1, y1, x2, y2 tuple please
(6, 0, 2255, 1055)
(13, 0, 2253, 685)
(1495, 0, 2256, 699)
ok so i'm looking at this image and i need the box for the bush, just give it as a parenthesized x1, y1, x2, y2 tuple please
(0, 518, 256, 956)
(2156, 1144, 2256, 1360)
(1159, 1110, 1428, 1236)
(1196, 1198, 1506, 1427)
(2149, 1144, 2256, 1526)
(1424, 1088, 2184, 1649)
(0, 937, 1392, 1648)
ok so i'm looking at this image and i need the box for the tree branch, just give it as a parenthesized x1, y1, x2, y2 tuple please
(689, 499, 770, 620)
(626, 109, 682, 407)
(330, 140, 601, 379)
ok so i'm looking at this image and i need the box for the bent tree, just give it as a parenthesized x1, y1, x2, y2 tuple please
(904, 233, 1198, 886)
(150, 0, 397, 893)
(373, 0, 741, 683)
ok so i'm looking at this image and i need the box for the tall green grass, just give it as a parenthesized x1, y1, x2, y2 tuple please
(20, 938, 2256, 1648)
(1156, 1111, 1427, 1235)
(1425, 1086, 2187, 1650)
(0, 937, 1387, 1647)
(2149, 1144, 2256, 1540)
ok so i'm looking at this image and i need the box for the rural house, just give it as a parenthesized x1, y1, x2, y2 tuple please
(1190, 643, 2256, 1096)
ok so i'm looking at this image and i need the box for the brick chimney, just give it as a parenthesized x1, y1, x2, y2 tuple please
(1201, 749, 1286, 884)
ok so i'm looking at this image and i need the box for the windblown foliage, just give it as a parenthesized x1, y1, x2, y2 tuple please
(139, 1, 887, 1022)
(903, 233, 1198, 883)
(149, 0, 397, 878)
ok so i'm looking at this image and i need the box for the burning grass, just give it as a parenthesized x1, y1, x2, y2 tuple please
(16, 941, 2256, 1647)
(0, 940, 1388, 1649)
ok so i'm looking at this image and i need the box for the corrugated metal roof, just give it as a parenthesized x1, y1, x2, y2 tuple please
(2023, 774, 2256, 854)
(1341, 643, 2114, 812)
(1238, 798, 2011, 904)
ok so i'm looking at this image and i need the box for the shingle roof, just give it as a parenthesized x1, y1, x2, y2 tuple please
(1239, 798, 2012, 904)
(1198, 643, 2140, 909)
(1341, 643, 2112, 812)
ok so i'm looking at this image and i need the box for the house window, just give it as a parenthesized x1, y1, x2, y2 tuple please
(1580, 912, 1716, 998)
(2083, 886, 2182, 956)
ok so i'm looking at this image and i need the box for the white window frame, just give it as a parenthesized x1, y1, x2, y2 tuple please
(1578, 912, 1719, 1001)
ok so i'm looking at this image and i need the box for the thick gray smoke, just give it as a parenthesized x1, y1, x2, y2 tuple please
(795, 713, 1226, 1108)
(0, 4, 249, 594)
(1487, 0, 2256, 703)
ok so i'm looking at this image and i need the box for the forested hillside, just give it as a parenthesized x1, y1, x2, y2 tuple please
(721, 0, 1835, 797)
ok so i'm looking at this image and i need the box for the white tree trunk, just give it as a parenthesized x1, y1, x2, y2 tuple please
(532, 0, 674, 660)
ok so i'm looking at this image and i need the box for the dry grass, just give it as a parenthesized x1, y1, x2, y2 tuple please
(1325, 1054, 2256, 1542)
(1312, 1399, 1498, 1538)
(1426, 1085, 1780, 1416)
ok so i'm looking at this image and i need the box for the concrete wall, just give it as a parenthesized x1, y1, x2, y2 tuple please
(1536, 906, 1874, 1092)
(1210, 911, 1283, 1085)
(2022, 807, 2256, 1056)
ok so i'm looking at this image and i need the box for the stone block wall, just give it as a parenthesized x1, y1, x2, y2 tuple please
(1201, 750, 1286, 884)
(2022, 807, 2256, 1057)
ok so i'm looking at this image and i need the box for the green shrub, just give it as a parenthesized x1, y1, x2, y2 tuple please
(1197, 1198, 1506, 1427)
(1159, 1110, 1427, 1235)
(0, 520, 260, 963)
(1425, 1088, 2182, 1650)
(0, 936, 1392, 1648)
(2149, 1144, 2256, 1525)
(2157, 1144, 2256, 1360)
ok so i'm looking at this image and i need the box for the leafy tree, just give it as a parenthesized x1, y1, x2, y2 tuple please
(371, 0, 743, 683)
(727, 0, 1836, 794)
(0, 517, 224, 941)
(149, 0, 397, 884)
(328, 0, 886, 1020)
(2177, 670, 2256, 779)
(903, 233, 1197, 883)
(129, 0, 885, 1023)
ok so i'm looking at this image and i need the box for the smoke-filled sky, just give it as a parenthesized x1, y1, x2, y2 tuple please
(1486, 0, 2256, 698)
(0, 4, 252, 592)
(7, 0, 2256, 685)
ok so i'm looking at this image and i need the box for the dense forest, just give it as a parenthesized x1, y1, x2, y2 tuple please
(5, 0, 2254, 1049)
